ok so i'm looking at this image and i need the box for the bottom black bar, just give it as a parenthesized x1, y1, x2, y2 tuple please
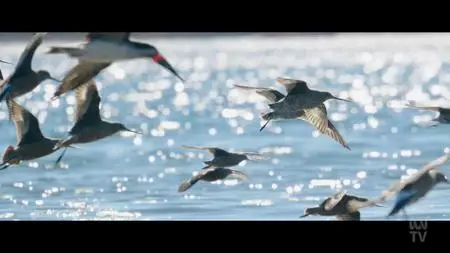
(0, 221, 441, 249)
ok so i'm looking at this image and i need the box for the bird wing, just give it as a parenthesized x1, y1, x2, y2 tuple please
(177, 167, 216, 192)
(337, 211, 360, 221)
(181, 145, 229, 156)
(69, 80, 102, 134)
(54, 61, 111, 98)
(12, 33, 47, 77)
(87, 33, 131, 42)
(381, 153, 450, 200)
(228, 169, 249, 181)
(324, 190, 347, 211)
(233, 84, 285, 103)
(6, 98, 45, 146)
(300, 104, 350, 150)
(405, 100, 449, 113)
(276, 77, 310, 95)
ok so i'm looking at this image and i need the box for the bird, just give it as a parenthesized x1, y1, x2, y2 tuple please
(47, 32, 184, 99)
(380, 153, 450, 219)
(53, 80, 142, 163)
(0, 33, 60, 102)
(181, 145, 265, 169)
(267, 77, 352, 112)
(405, 100, 450, 125)
(178, 167, 249, 192)
(299, 190, 383, 221)
(0, 99, 69, 170)
(234, 84, 350, 150)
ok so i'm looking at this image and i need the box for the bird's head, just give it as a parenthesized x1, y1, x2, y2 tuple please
(2, 145, 19, 165)
(112, 123, 143, 135)
(134, 43, 184, 82)
(37, 70, 60, 83)
(299, 207, 320, 218)
(323, 91, 352, 103)
(435, 172, 449, 184)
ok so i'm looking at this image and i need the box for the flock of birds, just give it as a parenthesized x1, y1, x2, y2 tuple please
(0, 32, 449, 221)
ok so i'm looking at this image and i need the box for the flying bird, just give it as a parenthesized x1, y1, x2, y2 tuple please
(182, 145, 265, 169)
(47, 32, 184, 99)
(234, 84, 350, 150)
(380, 153, 450, 219)
(299, 190, 383, 221)
(0, 99, 69, 170)
(178, 167, 248, 192)
(54, 80, 141, 163)
(0, 33, 59, 102)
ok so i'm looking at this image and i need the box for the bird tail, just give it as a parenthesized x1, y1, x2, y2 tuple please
(0, 84, 12, 102)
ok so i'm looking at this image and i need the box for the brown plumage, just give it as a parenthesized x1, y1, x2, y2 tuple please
(0, 99, 65, 170)
(178, 167, 249, 192)
(299, 190, 383, 221)
(51, 61, 111, 99)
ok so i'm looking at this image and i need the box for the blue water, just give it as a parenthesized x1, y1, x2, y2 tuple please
(0, 33, 449, 220)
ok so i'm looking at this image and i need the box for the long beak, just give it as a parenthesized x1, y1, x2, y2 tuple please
(299, 214, 309, 218)
(0, 60, 12, 65)
(332, 95, 352, 103)
(151, 52, 184, 82)
(260, 120, 271, 132)
(0, 164, 10, 170)
(49, 76, 62, 82)
(124, 127, 143, 135)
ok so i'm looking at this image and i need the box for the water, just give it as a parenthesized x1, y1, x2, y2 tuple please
(0, 33, 449, 220)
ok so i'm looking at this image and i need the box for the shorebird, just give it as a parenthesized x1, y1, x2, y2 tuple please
(0, 99, 68, 170)
(178, 167, 248, 192)
(182, 145, 265, 169)
(47, 32, 183, 99)
(234, 84, 350, 150)
(405, 100, 450, 125)
(53, 80, 142, 163)
(299, 190, 383, 221)
(267, 77, 351, 112)
(380, 153, 450, 219)
(0, 33, 59, 102)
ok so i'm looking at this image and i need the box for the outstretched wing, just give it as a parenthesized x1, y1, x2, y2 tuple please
(276, 77, 310, 95)
(233, 84, 285, 103)
(300, 104, 350, 150)
(6, 99, 45, 146)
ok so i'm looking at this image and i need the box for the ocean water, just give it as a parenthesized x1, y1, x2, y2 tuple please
(0, 33, 449, 221)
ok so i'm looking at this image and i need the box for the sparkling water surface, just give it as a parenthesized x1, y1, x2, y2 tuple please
(0, 33, 449, 220)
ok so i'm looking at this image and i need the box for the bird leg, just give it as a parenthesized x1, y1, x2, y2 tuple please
(402, 209, 409, 220)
